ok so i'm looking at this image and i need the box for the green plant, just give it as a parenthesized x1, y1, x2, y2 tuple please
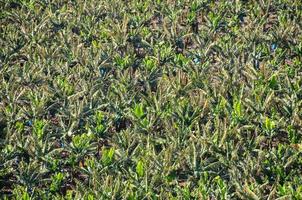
(1, 0, 301, 199)
(133, 103, 145, 119)
(136, 160, 144, 177)
(33, 119, 46, 140)
(56, 76, 74, 96)
(263, 116, 275, 136)
(94, 111, 106, 136)
(50, 172, 64, 192)
(71, 133, 93, 155)
(101, 147, 115, 166)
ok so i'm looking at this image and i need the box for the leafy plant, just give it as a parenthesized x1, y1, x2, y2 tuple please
(136, 160, 144, 177)
(263, 116, 275, 136)
(71, 133, 93, 155)
(133, 103, 145, 119)
(33, 119, 46, 140)
(101, 147, 115, 166)
(94, 111, 106, 135)
(1, 0, 301, 199)
(50, 172, 64, 192)
(56, 76, 74, 96)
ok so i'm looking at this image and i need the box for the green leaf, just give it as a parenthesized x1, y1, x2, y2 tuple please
(95, 111, 104, 122)
(72, 133, 92, 152)
(264, 117, 275, 132)
(22, 192, 30, 200)
(136, 160, 144, 177)
(232, 99, 243, 122)
(50, 172, 64, 192)
(269, 75, 278, 89)
(143, 57, 157, 71)
(87, 194, 94, 200)
(102, 147, 115, 166)
(134, 103, 144, 119)
(96, 124, 105, 134)
(33, 119, 46, 140)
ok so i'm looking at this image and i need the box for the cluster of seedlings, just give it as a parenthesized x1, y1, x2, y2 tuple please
(1, 0, 302, 199)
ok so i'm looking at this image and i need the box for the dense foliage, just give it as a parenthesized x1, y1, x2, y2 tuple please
(1, 0, 302, 199)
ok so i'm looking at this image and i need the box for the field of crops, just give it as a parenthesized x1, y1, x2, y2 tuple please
(1, 0, 302, 199)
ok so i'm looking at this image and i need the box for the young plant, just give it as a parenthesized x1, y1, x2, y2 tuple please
(101, 147, 115, 166)
(71, 133, 93, 155)
(143, 57, 157, 72)
(133, 103, 145, 119)
(136, 160, 144, 177)
(94, 111, 106, 136)
(231, 98, 244, 124)
(56, 76, 74, 96)
(263, 116, 275, 137)
(50, 172, 64, 192)
(33, 119, 46, 140)
(114, 55, 131, 70)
